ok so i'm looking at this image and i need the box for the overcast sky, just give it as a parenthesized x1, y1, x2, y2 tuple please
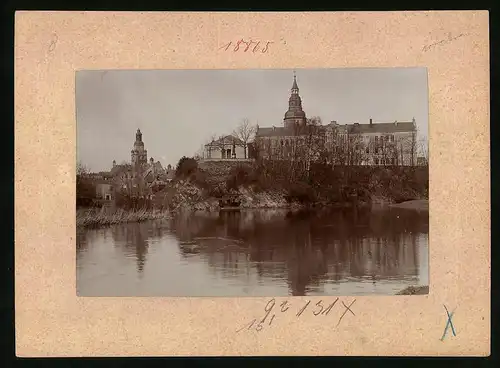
(76, 68, 428, 172)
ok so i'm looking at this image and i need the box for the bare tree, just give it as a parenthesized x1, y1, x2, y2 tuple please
(194, 144, 205, 160)
(233, 118, 257, 159)
(394, 132, 417, 166)
(203, 134, 218, 159)
(76, 161, 89, 176)
(417, 136, 428, 166)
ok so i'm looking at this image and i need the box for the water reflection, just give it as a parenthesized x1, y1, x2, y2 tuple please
(76, 207, 429, 296)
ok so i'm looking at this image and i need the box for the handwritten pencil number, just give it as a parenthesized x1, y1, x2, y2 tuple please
(313, 300, 324, 316)
(220, 39, 273, 53)
(236, 318, 256, 333)
(296, 300, 311, 317)
(234, 40, 243, 52)
(219, 42, 232, 51)
(244, 41, 254, 52)
(280, 301, 290, 312)
(321, 298, 339, 315)
(262, 41, 273, 53)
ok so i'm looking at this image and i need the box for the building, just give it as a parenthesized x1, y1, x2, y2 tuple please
(95, 182, 113, 201)
(254, 72, 312, 160)
(325, 119, 418, 166)
(254, 72, 419, 166)
(164, 164, 175, 182)
(107, 129, 167, 198)
(203, 135, 247, 160)
(131, 129, 148, 167)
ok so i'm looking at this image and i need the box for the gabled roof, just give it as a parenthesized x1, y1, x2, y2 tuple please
(205, 135, 245, 146)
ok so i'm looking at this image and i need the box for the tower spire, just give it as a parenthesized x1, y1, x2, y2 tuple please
(291, 70, 299, 93)
(283, 70, 306, 129)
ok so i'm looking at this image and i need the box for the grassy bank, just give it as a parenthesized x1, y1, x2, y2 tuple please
(76, 207, 172, 228)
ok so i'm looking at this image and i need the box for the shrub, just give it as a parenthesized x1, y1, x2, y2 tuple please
(286, 182, 316, 204)
(175, 156, 198, 178)
(226, 164, 257, 191)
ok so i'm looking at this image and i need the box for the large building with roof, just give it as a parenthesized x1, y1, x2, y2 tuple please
(254, 72, 419, 166)
(93, 129, 170, 200)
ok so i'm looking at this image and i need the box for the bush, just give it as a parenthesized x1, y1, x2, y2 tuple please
(226, 164, 257, 191)
(191, 169, 209, 189)
(285, 182, 316, 204)
(175, 156, 198, 178)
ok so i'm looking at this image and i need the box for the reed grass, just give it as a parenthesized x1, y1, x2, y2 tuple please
(76, 207, 172, 228)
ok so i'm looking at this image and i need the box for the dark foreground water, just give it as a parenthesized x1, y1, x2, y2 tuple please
(76, 207, 429, 296)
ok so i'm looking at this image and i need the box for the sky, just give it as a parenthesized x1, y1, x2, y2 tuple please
(76, 68, 428, 172)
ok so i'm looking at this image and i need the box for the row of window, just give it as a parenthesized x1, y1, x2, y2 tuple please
(375, 135, 395, 143)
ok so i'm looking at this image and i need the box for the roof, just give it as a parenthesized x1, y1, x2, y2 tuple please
(151, 161, 163, 172)
(110, 164, 133, 176)
(345, 121, 416, 134)
(256, 126, 295, 137)
(291, 75, 299, 90)
(205, 135, 245, 146)
(256, 124, 325, 138)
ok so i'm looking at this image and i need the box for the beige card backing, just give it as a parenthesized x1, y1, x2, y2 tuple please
(14, 11, 490, 357)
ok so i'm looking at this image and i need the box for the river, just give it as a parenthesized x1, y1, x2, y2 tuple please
(76, 207, 429, 296)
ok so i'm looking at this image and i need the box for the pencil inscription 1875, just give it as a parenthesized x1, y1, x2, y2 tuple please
(219, 39, 274, 53)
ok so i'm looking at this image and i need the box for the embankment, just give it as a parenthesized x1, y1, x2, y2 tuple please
(396, 285, 429, 295)
(76, 207, 172, 228)
(152, 160, 429, 212)
(390, 199, 429, 211)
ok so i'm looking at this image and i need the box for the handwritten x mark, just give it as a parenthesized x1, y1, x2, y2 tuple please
(440, 305, 457, 341)
(336, 299, 356, 327)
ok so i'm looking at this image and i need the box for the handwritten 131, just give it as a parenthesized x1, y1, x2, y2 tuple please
(236, 298, 356, 333)
(219, 39, 274, 53)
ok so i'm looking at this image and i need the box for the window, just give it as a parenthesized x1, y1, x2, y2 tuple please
(375, 158, 379, 165)
(391, 135, 394, 142)
(375, 136, 379, 144)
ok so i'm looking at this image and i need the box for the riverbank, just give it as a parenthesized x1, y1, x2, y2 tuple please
(76, 208, 173, 228)
(396, 285, 429, 295)
(390, 199, 429, 211)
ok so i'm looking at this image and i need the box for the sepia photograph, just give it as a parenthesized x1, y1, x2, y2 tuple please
(76, 68, 429, 297)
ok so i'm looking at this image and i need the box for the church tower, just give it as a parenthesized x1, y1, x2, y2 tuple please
(131, 128, 148, 167)
(283, 71, 307, 129)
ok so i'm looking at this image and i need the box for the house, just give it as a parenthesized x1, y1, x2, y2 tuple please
(203, 135, 246, 160)
(95, 182, 113, 201)
(325, 119, 418, 166)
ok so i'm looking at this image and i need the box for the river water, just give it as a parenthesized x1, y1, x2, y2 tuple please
(76, 207, 429, 296)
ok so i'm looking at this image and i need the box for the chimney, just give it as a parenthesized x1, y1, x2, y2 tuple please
(370, 118, 373, 125)
(112, 160, 116, 168)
